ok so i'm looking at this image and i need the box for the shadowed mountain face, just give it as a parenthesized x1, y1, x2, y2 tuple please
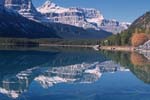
(0, 0, 60, 38)
(2, 0, 113, 39)
(0, 8, 60, 38)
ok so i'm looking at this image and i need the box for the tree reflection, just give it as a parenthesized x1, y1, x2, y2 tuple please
(102, 50, 150, 84)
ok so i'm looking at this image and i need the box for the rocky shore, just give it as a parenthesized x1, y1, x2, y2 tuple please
(99, 46, 136, 52)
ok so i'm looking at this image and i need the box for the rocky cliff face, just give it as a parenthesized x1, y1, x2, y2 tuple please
(3, 0, 112, 39)
(0, 8, 60, 38)
(37, 1, 103, 30)
(37, 1, 100, 30)
(5, 0, 46, 21)
(4, 0, 130, 34)
(37, 0, 130, 34)
(101, 20, 131, 34)
(138, 40, 150, 51)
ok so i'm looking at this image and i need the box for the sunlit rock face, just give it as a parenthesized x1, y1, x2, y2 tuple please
(4, 0, 130, 34)
(37, 1, 102, 30)
(138, 40, 150, 50)
(137, 40, 150, 60)
(4, 0, 46, 21)
(37, 0, 130, 34)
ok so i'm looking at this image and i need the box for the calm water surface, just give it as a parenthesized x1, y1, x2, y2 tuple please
(0, 47, 150, 100)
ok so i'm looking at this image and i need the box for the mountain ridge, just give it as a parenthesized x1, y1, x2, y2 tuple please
(0, 7, 60, 38)
(3, 0, 112, 39)
(37, 0, 131, 34)
(101, 11, 150, 46)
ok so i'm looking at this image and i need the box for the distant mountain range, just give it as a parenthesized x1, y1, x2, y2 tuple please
(0, 0, 60, 38)
(0, 0, 131, 39)
(37, 1, 130, 34)
(0, 0, 114, 39)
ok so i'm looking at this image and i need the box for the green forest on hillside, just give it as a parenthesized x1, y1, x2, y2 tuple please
(101, 12, 150, 47)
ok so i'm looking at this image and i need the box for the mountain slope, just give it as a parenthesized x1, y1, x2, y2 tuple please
(0, 9, 112, 39)
(37, 0, 130, 34)
(4, 0, 112, 39)
(0, 9, 60, 38)
(37, 1, 102, 30)
(44, 23, 112, 39)
(129, 11, 150, 33)
(4, 0, 47, 22)
(102, 11, 150, 46)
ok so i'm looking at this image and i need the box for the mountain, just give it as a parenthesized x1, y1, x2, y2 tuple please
(0, 8, 59, 38)
(37, 1, 103, 30)
(4, 0, 47, 22)
(127, 11, 150, 41)
(138, 40, 150, 51)
(43, 23, 112, 39)
(129, 11, 150, 33)
(4, 0, 112, 39)
(102, 11, 150, 46)
(101, 20, 131, 34)
(37, 0, 130, 34)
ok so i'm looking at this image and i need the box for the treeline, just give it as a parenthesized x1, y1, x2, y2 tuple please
(101, 11, 150, 47)
(101, 28, 150, 47)
(101, 30, 132, 46)
(0, 38, 101, 46)
(0, 38, 39, 47)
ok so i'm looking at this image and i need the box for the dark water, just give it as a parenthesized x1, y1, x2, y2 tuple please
(0, 47, 150, 100)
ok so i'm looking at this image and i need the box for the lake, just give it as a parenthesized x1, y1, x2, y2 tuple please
(0, 47, 150, 100)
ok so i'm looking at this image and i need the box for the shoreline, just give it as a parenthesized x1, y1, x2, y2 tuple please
(39, 44, 97, 48)
(99, 46, 136, 52)
(1, 44, 150, 52)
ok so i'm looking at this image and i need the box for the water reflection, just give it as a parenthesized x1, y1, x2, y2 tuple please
(102, 50, 150, 84)
(0, 47, 150, 100)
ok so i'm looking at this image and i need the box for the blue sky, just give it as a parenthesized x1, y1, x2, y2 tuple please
(32, 0, 150, 22)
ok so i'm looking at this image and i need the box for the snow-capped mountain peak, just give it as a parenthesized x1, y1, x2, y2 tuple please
(4, 0, 47, 22)
(37, 0, 69, 14)
(37, 0, 130, 34)
(4, 0, 130, 34)
(42, 0, 58, 9)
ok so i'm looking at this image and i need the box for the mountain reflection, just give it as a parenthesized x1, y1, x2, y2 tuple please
(0, 47, 128, 99)
(102, 50, 150, 84)
(130, 52, 149, 66)
(0, 47, 150, 99)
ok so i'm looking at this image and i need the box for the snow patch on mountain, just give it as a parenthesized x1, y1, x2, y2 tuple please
(4, 0, 48, 22)
(37, 0, 131, 34)
(0, 88, 19, 99)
